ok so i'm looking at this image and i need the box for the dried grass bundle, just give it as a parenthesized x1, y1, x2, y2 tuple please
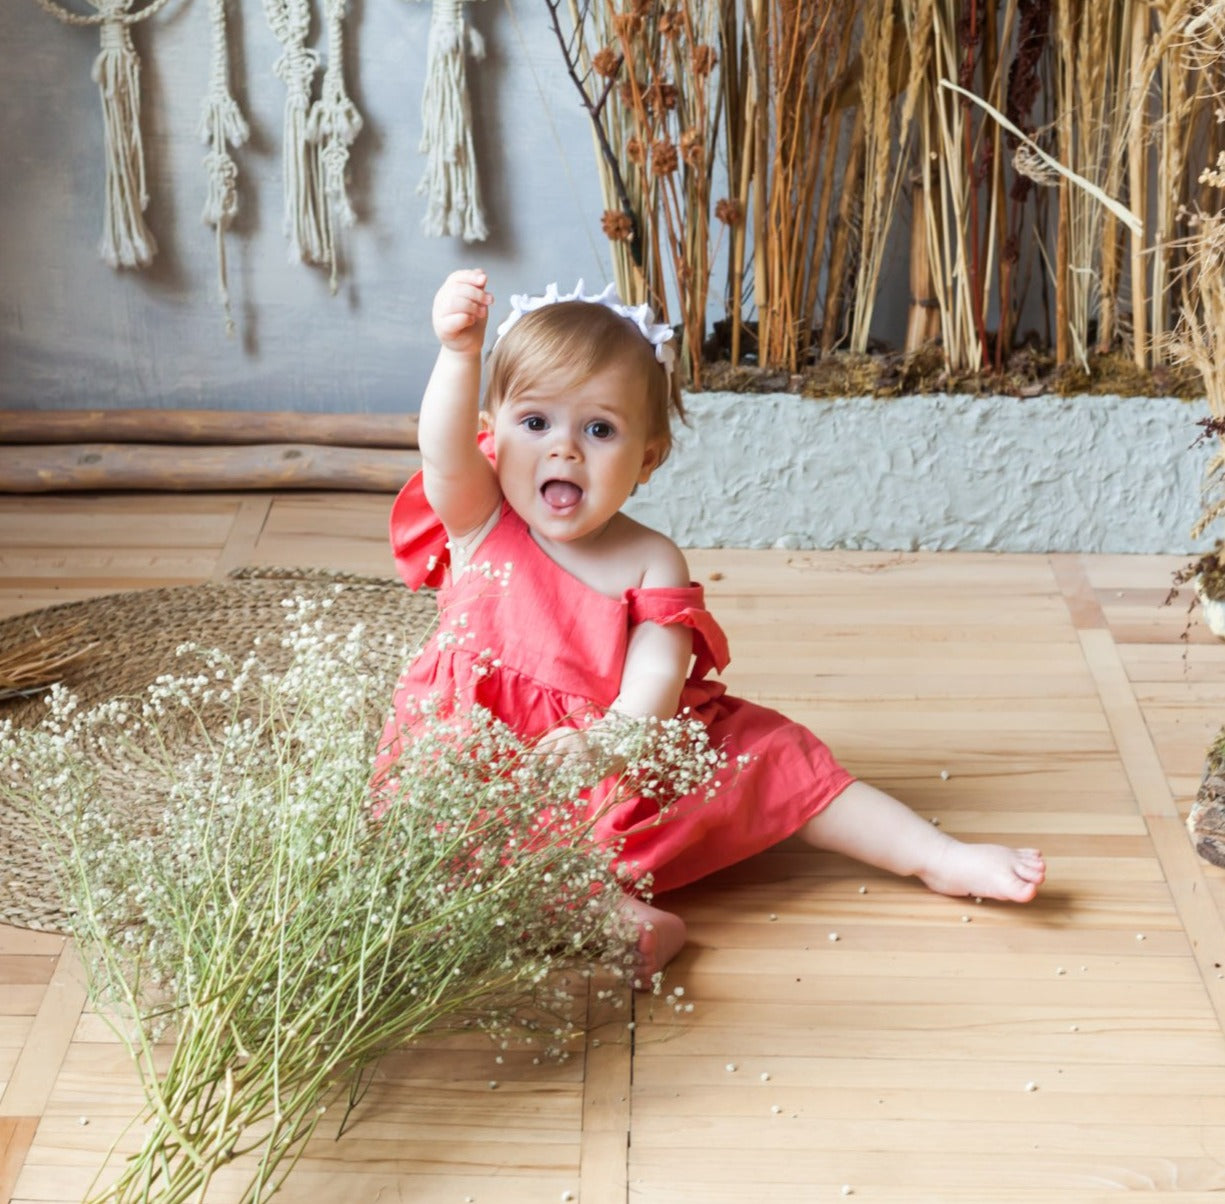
(899, 0, 1012, 373)
(551, 0, 722, 386)
(1164, 0, 1225, 540)
(1169, 219, 1225, 537)
(0, 620, 96, 700)
(555, 0, 869, 377)
(747, 0, 857, 371)
(1048, 0, 1132, 370)
(848, 0, 929, 357)
(543, 0, 1220, 384)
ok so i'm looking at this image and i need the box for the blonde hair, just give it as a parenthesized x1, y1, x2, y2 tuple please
(483, 300, 684, 465)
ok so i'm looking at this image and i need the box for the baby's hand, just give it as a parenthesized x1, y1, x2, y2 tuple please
(533, 721, 629, 785)
(535, 725, 592, 763)
(433, 269, 493, 356)
(536, 724, 614, 780)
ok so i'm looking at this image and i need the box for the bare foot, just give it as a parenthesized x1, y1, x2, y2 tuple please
(619, 894, 687, 988)
(800, 783, 1045, 904)
(919, 840, 1046, 903)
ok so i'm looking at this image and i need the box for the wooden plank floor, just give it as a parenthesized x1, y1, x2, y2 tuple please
(4, 493, 1225, 1202)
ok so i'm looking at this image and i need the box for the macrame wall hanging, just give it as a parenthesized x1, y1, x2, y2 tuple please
(418, 0, 488, 242)
(308, 0, 364, 286)
(33, 0, 485, 320)
(33, 0, 174, 269)
(201, 0, 249, 331)
(264, 0, 363, 290)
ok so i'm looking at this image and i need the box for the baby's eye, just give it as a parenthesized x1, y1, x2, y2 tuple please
(521, 415, 548, 433)
(586, 420, 616, 440)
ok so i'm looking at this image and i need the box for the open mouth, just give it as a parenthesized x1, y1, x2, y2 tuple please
(541, 479, 583, 511)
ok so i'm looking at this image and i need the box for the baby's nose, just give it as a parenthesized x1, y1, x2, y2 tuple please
(549, 429, 581, 458)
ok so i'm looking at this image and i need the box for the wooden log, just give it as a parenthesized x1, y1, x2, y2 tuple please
(0, 409, 419, 448)
(0, 444, 421, 493)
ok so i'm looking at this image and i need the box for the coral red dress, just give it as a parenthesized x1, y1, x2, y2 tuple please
(374, 459, 855, 895)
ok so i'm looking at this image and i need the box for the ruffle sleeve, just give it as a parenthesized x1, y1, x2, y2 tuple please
(626, 584, 731, 679)
(389, 430, 496, 591)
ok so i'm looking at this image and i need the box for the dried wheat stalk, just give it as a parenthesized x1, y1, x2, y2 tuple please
(717, 0, 855, 371)
(848, 0, 920, 357)
(905, 0, 989, 372)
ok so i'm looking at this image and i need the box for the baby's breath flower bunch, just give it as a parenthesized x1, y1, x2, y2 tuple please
(0, 597, 723, 1203)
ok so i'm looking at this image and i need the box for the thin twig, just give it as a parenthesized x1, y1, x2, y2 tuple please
(544, 0, 643, 266)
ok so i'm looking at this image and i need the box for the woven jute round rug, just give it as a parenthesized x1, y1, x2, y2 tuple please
(0, 568, 436, 933)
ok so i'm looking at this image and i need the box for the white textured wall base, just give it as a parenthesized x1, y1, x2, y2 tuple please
(625, 392, 1213, 554)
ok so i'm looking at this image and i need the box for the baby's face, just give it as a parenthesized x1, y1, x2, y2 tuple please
(492, 361, 661, 549)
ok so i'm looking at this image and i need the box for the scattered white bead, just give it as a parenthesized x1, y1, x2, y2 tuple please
(961, 915, 971, 923)
(562, 1192, 575, 1202)
(488, 1080, 499, 1090)
(841, 1188, 855, 1197)
(1024, 1081, 1038, 1092)
(858, 885, 868, 894)
(939, 769, 950, 780)
(828, 932, 840, 942)
(1069, 1024, 1079, 1032)
(770, 1104, 782, 1114)
(1136, 933, 1146, 941)
(769, 913, 779, 921)
(78, 1116, 89, 1126)
(725, 1063, 738, 1072)
(930, 816, 941, 826)
(1056, 967, 1066, 976)
(760, 1072, 771, 1082)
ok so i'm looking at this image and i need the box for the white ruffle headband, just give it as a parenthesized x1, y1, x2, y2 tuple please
(493, 280, 677, 378)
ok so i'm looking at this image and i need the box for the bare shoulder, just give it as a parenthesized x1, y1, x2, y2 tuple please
(616, 514, 690, 589)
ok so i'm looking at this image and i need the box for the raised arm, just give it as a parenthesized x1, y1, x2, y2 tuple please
(418, 269, 502, 539)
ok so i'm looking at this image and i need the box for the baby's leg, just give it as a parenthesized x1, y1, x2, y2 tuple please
(618, 894, 687, 988)
(801, 780, 1045, 902)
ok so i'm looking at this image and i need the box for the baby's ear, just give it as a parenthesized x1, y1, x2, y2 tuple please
(637, 440, 664, 485)
(477, 409, 493, 434)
